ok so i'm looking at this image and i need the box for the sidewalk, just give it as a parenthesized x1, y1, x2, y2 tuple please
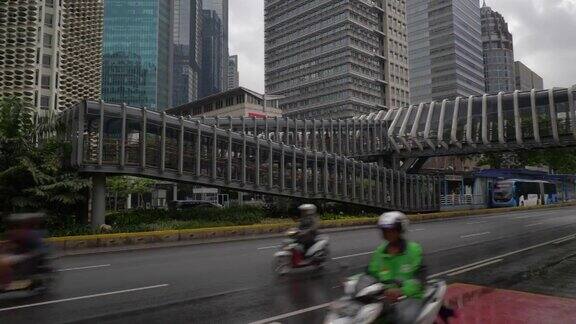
(445, 235, 576, 323)
(446, 283, 576, 324)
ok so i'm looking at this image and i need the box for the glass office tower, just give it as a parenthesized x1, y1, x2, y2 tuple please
(172, 0, 202, 106)
(408, 0, 485, 104)
(481, 3, 515, 93)
(199, 0, 229, 97)
(102, 0, 173, 111)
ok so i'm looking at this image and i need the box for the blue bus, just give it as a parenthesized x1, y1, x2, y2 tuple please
(492, 179, 558, 207)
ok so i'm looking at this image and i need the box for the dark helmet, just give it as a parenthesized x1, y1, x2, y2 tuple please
(7, 213, 45, 227)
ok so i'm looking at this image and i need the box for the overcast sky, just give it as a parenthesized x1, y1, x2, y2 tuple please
(229, 0, 576, 93)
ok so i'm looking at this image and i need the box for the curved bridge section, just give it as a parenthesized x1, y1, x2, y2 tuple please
(182, 86, 576, 159)
(59, 101, 441, 213)
(374, 87, 576, 157)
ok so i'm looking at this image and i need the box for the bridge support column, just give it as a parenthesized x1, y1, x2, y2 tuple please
(172, 183, 178, 201)
(392, 156, 400, 170)
(91, 174, 106, 230)
(238, 192, 244, 206)
(126, 193, 132, 210)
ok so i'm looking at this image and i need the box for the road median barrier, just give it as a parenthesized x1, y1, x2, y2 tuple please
(46, 202, 576, 252)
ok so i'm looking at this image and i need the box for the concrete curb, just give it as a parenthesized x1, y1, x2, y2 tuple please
(53, 225, 378, 257)
(47, 202, 576, 254)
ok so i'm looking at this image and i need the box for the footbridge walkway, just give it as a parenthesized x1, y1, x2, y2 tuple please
(57, 86, 575, 227)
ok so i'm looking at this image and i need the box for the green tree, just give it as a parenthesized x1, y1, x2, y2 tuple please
(478, 148, 576, 174)
(107, 176, 132, 211)
(130, 177, 156, 209)
(106, 176, 157, 210)
(0, 96, 90, 225)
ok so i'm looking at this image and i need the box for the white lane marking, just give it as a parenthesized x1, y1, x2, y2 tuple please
(466, 221, 487, 225)
(409, 228, 425, 232)
(57, 264, 111, 272)
(0, 284, 169, 312)
(332, 251, 373, 260)
(447, 259, 503, 276)
(552, 235, 576, 245)
(460, 231, 491, 239)
(248, 303, 331, 324)
(525, 222, 544, 227)
(514, 211, 557, 219)
(250, 232, 576, 323)
(429, 233, 576, 279)
(257, 245, 281, 250)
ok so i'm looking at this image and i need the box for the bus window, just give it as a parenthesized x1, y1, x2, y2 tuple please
(515, 181, 541, 207)
(543, 182, 558, 204)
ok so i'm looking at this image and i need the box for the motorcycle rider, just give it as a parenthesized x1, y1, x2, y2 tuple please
(295, 204, 319, 256)
(367, 211, 426, 323)
(0, 213, 47, 291)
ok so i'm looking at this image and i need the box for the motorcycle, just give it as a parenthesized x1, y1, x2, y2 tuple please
(0, 253, 56, 296)
(324, 274, 447, 324)
(272, 228, 330, 275)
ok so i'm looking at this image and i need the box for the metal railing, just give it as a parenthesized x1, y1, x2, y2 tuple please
(191, 86, 576, 158)
(440, 194, 485, 207)
(57, 100, 442, 213)
(54, 86, 576, 213)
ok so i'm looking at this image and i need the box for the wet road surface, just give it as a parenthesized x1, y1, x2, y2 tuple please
(1, 206, 576, 323)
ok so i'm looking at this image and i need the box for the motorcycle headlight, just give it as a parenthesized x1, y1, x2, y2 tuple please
(323, 312, 341, 324)
(329, 300, 346, 311)
(356, 304, 383, 323)
(344, 281, 355, 295)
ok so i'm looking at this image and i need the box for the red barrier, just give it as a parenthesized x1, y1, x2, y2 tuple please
(444, 283, 576, 324)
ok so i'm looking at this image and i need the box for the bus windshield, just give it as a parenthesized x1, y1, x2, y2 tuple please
(493, 181, 514, 202)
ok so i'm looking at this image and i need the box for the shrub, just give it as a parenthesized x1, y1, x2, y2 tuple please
(106, 209, 170, 226)
(106, 206, 266, 228)
(319, 213, 378, 221)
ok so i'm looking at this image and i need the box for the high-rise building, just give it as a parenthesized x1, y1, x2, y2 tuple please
(172, 0, 202, 106)
(264, 0, 410, 119)
(200, 10, 223, 97)
(199, 0, 229, 98)
(407, 0, 485, 104)
(0, 0, 103, 117)
(481, 2, 515, 94)
(514, 61, 544, 91)
(102, 0, 173, 111)
(228, 55, 239, 89)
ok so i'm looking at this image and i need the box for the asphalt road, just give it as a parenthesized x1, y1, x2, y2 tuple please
(2, 206, 576, 324)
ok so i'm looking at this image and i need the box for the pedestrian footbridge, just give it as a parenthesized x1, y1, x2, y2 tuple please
(188, 87, 576, 159)
(57, 86, 575, 225)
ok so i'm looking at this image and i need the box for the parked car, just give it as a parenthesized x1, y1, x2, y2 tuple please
(168, 200, 224, 211)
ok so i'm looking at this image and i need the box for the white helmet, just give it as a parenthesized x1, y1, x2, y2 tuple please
(297, 204, 317, 217)
(378, 211, 409, 233)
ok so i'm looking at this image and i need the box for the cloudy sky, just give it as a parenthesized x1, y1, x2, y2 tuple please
(229, 0, 576, 93)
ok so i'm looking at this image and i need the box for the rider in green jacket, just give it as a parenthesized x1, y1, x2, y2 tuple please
(368, 211, 426, 323)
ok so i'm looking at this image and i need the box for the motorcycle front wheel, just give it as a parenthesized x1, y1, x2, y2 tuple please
(272, 255, 292, 276)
